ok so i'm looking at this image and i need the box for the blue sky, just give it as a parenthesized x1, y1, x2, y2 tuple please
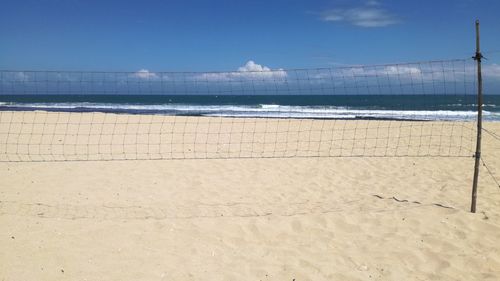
(0, 0, 499, 72)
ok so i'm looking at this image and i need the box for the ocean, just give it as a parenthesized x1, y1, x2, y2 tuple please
(1, 94, 499, 121)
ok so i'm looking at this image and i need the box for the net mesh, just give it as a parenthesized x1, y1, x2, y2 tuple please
(0, 59, 477, 161)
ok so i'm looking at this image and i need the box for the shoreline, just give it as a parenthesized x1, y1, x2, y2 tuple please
(0, 107, 493, 122)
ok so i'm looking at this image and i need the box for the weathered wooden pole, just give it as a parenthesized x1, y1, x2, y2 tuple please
(471, 20, 483, 213)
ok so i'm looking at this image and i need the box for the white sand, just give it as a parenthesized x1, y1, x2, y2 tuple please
(1, 112, 500, 280)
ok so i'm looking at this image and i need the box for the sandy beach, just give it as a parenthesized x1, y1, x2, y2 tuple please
(1, 111, 500, 280)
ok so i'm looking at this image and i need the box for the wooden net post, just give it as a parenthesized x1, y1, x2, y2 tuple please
(471, 19, 483, 213)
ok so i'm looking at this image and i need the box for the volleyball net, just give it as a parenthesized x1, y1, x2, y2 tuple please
(0, 59, 479, 161)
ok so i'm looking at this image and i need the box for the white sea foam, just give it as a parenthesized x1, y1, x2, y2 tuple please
(0, 102, 497, 121)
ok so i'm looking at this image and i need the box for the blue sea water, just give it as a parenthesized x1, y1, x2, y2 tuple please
(1, 94, 499, 121)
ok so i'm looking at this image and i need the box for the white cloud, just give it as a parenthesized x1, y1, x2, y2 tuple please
(133, 69, 159, 79)
(238, 60, 272, 72)
(321, 2, 398, 27)
(310, 65, 423, 82)
(340, 65, 421, 77)
(483, 64, 500, 78)
(384, 65, 421, 75)
(0, 71, 30, 83)
(15, 72, 29, 81)
(197, 61, 287, 81)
